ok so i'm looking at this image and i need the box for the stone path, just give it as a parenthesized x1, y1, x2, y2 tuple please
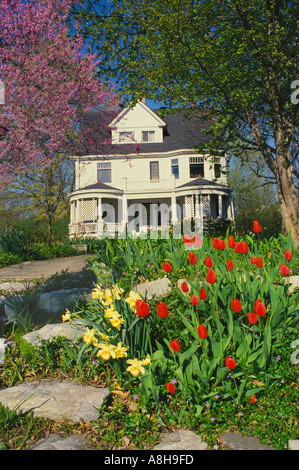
(0, 255, 298, 451)
(0, 254, 90, 282)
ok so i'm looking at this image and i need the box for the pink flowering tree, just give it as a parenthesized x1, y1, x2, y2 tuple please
(0, 0, 119, 186)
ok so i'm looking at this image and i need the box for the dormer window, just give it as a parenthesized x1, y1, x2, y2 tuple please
(142, 131, 155, 142)
(119, 131, 133, 143)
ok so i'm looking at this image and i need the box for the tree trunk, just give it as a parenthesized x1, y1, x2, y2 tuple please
(276, 156, 299, 248)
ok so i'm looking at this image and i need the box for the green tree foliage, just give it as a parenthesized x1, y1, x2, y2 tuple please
(74, 0, 299, 245)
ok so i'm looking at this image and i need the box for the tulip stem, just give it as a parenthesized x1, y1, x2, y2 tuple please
(144, 319, 153, 358)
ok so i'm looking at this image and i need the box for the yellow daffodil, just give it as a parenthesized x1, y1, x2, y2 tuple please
(62, 310, 72, 323)
(126, 358, 145, 376)
(142, 355, 151, 366)
(91, 284, 105, 300)
(114, 342, 128, 358)
(105, 307, 119, 319)
(83, 327, 97, 345)
(109, 315, 125, 330)
(96, 342, 117, 361)
(98, 332, 113, 341)
(125, 290, 142, 312)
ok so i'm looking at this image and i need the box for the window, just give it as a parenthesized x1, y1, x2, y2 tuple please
(150, 161, 159, 181)
(97, 162, 111, 183)
(214, 163, 221, 178)
(119, 131, 133, 142)
(189, 157, 204, 178)
(171, 158, 179, 179)
(142, 131, 155, 142)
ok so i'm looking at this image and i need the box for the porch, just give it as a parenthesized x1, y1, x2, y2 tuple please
(68, 181, 234, 238)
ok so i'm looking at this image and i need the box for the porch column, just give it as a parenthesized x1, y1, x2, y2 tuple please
(76, 199, 80, 223)
(218, 194, 223, 218)
(171, 194, 177, 224)
(97, 197, 104, 234)
(195, 193, 200, 219)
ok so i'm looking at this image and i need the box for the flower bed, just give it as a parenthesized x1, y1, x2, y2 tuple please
(64, 225, 298, 420)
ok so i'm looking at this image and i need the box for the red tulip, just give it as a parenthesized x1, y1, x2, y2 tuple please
(191, 295, 199, 306)
(253, 220, 262, 233)
(235, 241, 249, 254)
(183, 234, 193, 247)
(212, 237, 221, 249)
(228, 235, 236, 248)
(225, 356, 236, 369)
(157, 302, 168, 318)
(250, 256, 256, 265)
(181, 281, 189, 292)
(241, 241, 249, 254)
(204, 256, 213, 268)
(255, 257, 263, 268)
(165, 382, 176, 394)
(213, 237, 225, 249)
(197, 324, 208, 339)
(234, 242, 243, 253)
(162, 261, 172, 273)
(170, 339, 181, 352)
(231, 298, 242, 313)
(188, 251, 197, 265)
(284, 249, 293, 261)
(280, 264, 289, 276)
(136, 299, 150, 318)
(219, 239, 226, 250)
(249, 395, 257, 405)
(199, 287, 207, 300)
(193, 234, 203, 247)
(227, 259, 234, 271)
(254, 299, 267, 317)
(207, 268, 216, 284)
(247, 312, 258, 325)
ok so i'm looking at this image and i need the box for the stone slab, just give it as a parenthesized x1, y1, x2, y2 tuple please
(0, 254, 90, 282)
(288, 276, 299, 293)
(134, 278, 171, 300)
(153, 429, 207, 450)
(220, 431, 275, 450)
(0, 380, 110, 422)
(288, 439, 299, 450)
(31, 434, 87, 450)
(0, 282, 35, 293)
(22, 320, 86, 346)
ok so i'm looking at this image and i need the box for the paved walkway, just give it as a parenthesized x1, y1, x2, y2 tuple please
(0, 254, 91, 282)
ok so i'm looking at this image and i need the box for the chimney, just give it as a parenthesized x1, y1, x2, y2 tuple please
(141, 97, 146, 104)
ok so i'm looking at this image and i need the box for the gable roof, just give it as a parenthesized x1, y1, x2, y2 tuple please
(109, 100, 166, 129)
(77, 108, 215, 156)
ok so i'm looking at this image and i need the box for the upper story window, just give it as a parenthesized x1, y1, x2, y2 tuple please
(97, 161, 111, 183)
(142, 131, 155, 142)
(150, 161, 159, 181)
(189, 156, 204, 178)
(171, 158, 179, 179)
(119, 131, 133, 143)
(214, 157, 221, 178)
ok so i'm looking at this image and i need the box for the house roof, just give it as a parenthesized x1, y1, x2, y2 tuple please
(177, 177, 229, 190)
(73, 181, 122, 192)
(78, 109, 215, 156)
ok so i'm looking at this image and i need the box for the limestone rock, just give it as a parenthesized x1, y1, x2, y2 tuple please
(134, 278, 171, 300)
(0, 379, 110, 422)
(31, 434, 87, 450)
(220, 431, 275, 450)
(22, 319, 86, 346)
(153, 429, 207, 450)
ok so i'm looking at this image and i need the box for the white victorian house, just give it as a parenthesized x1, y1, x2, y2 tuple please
(68, 100, 234, 238)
